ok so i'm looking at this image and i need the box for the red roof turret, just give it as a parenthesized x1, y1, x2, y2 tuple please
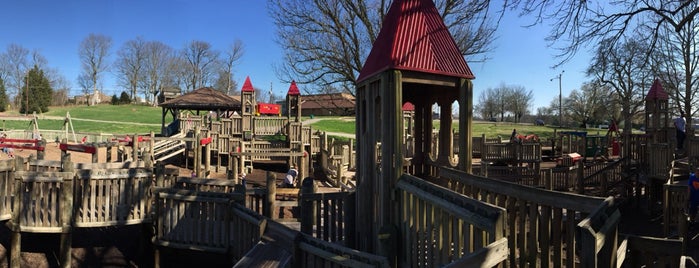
(646, 78, 669, 100)
(287, 80, 300, 96)
(241, 76, 254, 92)
(356, 0, 474, 83)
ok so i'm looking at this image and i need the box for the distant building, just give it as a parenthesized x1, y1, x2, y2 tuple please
(73, 90, 111, 105)
(158, 87, 182, 105)
(293, 93, 355, 116)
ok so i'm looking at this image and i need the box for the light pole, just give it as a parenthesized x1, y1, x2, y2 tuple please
(550, 70, 564, 127)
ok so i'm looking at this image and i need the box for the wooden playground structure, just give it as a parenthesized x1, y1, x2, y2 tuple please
(2, 0, 699, 267)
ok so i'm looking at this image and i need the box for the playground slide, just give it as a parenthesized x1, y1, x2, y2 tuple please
(152, 132, 187, 162)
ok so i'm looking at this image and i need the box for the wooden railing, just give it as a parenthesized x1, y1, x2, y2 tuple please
(0, 158, 17, 221)
(74, 168, 153, 227)
(300, 190, 354, 244)
(7, 170, 74, 268)
(439, 166, 605, 267)
(253, 117, 287, 136)
(151, 189, 252, 267)
(577, 197, 620, 266)
(396, 174, 508, 267)
(577, 197, 691, 266)
(664, 183, 689, 237)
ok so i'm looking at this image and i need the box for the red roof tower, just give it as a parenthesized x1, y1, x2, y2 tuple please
(287, 80, 300, 96)
(646, 78, 669, 100)
(356, 0, 474, 83)
(241, 76, 254, 92)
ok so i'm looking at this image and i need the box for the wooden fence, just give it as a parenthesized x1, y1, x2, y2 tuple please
(396, 174, 508, 267)
(439, 166, 605, 267)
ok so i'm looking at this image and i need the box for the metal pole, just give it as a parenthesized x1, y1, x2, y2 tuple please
(558, 73, 562, 127)
(551, 70, 564, 127)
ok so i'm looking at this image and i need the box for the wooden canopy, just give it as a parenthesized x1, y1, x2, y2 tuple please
(159, 87, 241, 135)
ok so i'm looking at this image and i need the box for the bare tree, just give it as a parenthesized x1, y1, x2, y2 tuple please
(564, 81, 612, 128)
(269, 0, 498, 95)
(475, 87, 498, 120)
(588, 36, 649, 149)
(76, 73, 94, 103)
(648, 9, 699, 126)
(78, 33, 112, 105)
(166, 55, 189, 93)
(115, 37, 146, 103)
(509, 85, 533, 123)
(509, 1, 699, 126)
(215, 40, 244, 95)
(2, 44, 29, 107)
(143, 41, 173, 105)
(180, 40, 220, 92)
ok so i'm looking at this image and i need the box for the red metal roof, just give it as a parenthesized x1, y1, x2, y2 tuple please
(402, 102, 414, 111)
(287, 80, 300, 96)
(356, 0, 474, 83)
(241, 76, 254, 92)
(646, 78, 668, 100)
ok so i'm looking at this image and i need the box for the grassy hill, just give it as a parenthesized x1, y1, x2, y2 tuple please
(0, 104, 162, 134)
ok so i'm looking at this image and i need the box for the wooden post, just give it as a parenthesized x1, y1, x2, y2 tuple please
(231, 154, 239, 184)
(264, 172, 276, 219)
(194, 127, 201, 178)
(37, 139, 45, 160)
(300, 177, 316, 234)
(9, 157, 25, 268)
(234, 183, 246, 207)
(545, 169, 553, 190)
(299, 145, 307, 188)
(577, 160, 584, 195)
(61, 138, 68, 159)
(60, 156, 74, 268)
(155, 161, 165, 188)
(205, 140, 211, 178)
(133, 134, 139, 161)
(150, 131, 156, 159)
(91, 144, 98, 163)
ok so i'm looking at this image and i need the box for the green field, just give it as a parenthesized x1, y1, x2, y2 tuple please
(304, 116, 604, 141)
(1, 104, 162, 134)
(0, 106, 614, 139)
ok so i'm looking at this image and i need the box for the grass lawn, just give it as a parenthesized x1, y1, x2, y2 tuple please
(305, 117, 613, 141)
(1, 104, 162, 134)
(0, 106, 618, 139)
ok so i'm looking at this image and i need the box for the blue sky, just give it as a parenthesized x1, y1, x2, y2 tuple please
(1, 0, 591, 111)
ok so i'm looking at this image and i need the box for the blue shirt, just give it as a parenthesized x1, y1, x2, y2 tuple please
(689, 173, 699, 202)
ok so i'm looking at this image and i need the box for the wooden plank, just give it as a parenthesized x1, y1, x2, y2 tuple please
(444, 238, 508, 267)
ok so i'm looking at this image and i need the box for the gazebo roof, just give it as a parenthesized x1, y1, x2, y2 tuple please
(356, 0, 474, 83)
(646, 78, 669, 100)
(159, 87, 240, 110)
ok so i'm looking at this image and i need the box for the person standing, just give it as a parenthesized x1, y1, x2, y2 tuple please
(675, 112, 687, 150)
